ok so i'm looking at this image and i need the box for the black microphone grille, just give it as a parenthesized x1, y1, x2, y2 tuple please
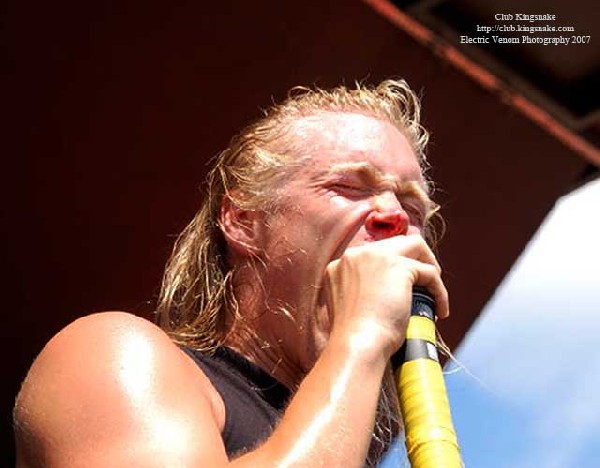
(411, 286, 436, 320)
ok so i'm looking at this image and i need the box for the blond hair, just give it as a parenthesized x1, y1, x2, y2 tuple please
(156, 79, 438, 350)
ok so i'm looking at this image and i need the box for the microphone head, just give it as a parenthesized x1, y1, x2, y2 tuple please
(411, 287, 436, 320)
(391, 287, 436, 370)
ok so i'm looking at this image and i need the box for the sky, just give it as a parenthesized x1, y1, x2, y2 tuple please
(381, 176, 600, 467)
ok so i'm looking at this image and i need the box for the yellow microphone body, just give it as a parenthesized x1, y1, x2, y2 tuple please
(393, 288, 462, 467)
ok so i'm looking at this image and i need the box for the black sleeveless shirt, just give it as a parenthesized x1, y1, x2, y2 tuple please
(180, 346, 291, 457)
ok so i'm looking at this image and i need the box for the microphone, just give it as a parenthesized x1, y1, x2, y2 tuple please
(392, 287, 462, 467)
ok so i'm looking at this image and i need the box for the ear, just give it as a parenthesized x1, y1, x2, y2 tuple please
(219, 195, 265, 257)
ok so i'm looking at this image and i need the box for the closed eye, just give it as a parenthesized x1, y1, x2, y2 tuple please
(330, 183, 372, 197)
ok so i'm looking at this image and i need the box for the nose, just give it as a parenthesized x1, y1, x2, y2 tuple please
(364, 193, 410, 240)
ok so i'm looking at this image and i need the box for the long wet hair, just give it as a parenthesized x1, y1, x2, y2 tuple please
(155, 79, 439, 352)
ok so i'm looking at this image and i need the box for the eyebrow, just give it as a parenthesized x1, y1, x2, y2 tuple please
(327, 162, 383, 182)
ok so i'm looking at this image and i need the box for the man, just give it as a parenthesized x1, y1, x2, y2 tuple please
(14, 79, 449, 467)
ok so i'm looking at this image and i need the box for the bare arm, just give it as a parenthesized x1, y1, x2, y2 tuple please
(14, 236, 446, 467)
(14, 312, 229, 467)
(243, 235, 448, 467)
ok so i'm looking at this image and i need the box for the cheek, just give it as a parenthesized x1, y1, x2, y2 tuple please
(271, 196, 373, 249)
(329, 195, 372, 214)
(328, 197, 372, 234)
(312, 197, 372, 244)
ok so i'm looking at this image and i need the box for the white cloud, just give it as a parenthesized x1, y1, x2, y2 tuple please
(454, 178, 600, 465)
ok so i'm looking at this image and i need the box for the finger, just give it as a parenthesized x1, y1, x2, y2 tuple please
(410, 262, 450, 319)
(376, 234, 441, 273)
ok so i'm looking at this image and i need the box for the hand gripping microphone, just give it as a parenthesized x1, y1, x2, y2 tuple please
(391, 287, 462, 467)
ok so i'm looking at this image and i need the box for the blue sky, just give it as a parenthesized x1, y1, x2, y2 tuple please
(381, 177, 600, 467)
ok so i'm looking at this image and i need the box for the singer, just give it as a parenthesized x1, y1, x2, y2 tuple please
(14, 79, 450, 467)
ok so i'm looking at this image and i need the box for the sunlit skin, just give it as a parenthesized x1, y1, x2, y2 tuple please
(14, 111, 448, 467)
(224, 112, 447, 389)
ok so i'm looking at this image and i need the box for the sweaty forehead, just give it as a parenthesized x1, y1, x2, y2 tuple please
(289, 112, 423, 181)
(291, 112, 399, 148)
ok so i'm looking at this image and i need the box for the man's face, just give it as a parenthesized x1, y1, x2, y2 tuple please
(252, 111, 431, 379)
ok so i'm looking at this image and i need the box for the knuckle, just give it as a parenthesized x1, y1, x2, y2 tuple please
(326, 259, 340, 274)
(344, 248, 362, 261)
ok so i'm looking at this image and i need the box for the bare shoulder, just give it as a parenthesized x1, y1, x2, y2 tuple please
(14, 312, 227, 467)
